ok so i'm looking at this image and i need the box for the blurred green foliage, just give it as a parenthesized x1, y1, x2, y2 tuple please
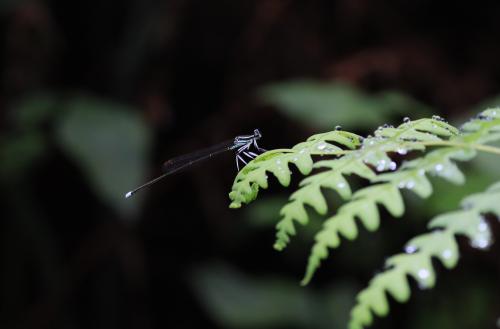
(57, 96, 152, 219)
(2, 93, 152, 219)
(191, 263, 358, 329)
(259, 80, 432, 130)
(0, 132, 46, 181)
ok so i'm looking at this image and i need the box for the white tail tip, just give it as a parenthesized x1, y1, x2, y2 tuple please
(125, 191, 133, 199)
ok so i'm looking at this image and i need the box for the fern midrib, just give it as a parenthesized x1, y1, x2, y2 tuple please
(420, 140, 500, 155)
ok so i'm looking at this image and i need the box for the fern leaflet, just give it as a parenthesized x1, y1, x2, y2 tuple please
(302, 109, 500, 284)
(349, 181, 500, 329)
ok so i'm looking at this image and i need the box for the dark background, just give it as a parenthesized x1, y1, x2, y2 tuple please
(1, 1, 499, 328)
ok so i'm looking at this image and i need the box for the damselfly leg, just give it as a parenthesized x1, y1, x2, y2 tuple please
(234, 135, 266, 171)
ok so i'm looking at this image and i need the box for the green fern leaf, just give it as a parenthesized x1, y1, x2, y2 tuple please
(349, 181, 500, 329)
(274, 118, 459, 252)
(302, 109, 500, 284)
(229, 130, 363, 208)
(228, 107, 500, 329)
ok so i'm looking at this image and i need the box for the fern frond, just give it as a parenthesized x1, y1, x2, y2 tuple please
(275, 118, 458, 251)
(302, 109, 500, 284)
(348, 181, 500, 329)
(229, 130, 363, 208)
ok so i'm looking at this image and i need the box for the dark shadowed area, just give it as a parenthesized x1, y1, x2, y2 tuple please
(1, 1, 499, 329)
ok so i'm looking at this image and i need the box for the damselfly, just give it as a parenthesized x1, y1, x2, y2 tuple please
(125, 129, 265, 198)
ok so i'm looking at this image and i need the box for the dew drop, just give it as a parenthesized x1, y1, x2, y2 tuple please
(276, 159, 282, 165)
(478, 218, 488, 232)
(335, 125, 342, 131)
(403, 117, 411, 123)
(441, 249, 453, 259)
(432, 115, 442, 121)
(477, 114, 491, 121)
(470, 236, 492, 250)
(376, 160, 387, 172)
(417, 268, 430, 280)
(470, 222, 493, 250)
(397, 148, 408, 155)
(389, 161, 397, 171)
(337, 182, 346, 189)
(405, 245, 418, 254)
(434, 163, 444, 172)
(405, 180, 415, 189)
(317, 142, 327, 150)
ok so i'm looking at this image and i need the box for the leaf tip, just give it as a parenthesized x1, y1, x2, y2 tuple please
(229, 202, 241, 209)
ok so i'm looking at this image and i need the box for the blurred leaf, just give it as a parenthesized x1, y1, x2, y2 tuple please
(57, 96, 152, 219)
(417, 144, 500, 216)
(10, 93, 59, 130)
(0, 132, 46, 181)
(424, 170, 495, 216)
(470, 140, 500, 177)
(190, 262, 358, 329)
(259, 80, 432, 129)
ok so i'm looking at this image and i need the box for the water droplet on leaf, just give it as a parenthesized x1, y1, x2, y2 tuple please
(376, 159, 387, 172)
(404, 245, 418, 254)
(441, 249, 453, 259)
(317, 142, 327, 150)
(477, 218, 488, 232)
(418, 268, 430, 279)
